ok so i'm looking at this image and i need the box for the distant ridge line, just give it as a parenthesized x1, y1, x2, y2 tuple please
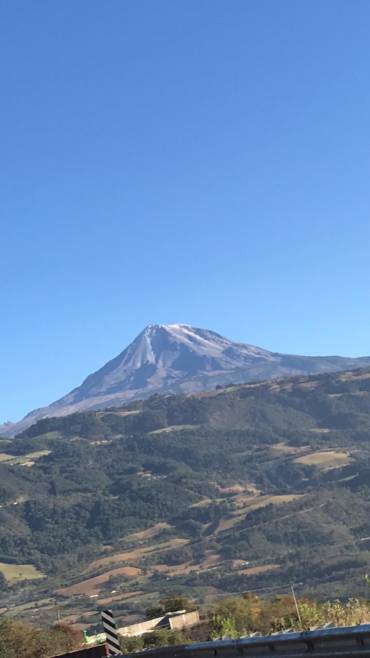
(2, 323, 370, 437)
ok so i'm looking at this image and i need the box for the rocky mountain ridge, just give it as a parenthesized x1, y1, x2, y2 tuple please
(2, 323, 370, 436)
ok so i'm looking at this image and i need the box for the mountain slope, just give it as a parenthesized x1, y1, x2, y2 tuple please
(3, 324, 370, 436)
(2, 367, 370, 625)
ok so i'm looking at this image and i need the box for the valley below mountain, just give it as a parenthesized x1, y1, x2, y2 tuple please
(1, 367, 370, 629)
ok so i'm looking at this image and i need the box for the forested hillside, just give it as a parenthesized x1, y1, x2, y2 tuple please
(1, 367, 370, 628)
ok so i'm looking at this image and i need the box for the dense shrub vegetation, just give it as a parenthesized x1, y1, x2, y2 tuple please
(0, 619, 81, 657)
(2, 593, 369, 657)
(2, 368, 370, 616)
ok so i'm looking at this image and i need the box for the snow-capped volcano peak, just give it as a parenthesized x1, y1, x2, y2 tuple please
(128, 324, 272, 368)
(3, 323, 370, 437)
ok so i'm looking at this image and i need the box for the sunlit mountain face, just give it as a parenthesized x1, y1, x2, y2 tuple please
(2, 324, 370, 437)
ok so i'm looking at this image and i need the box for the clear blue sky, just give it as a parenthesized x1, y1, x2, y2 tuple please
(2, 0, 370, 422)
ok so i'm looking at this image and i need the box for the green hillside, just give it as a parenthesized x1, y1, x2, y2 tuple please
(1, 368, 370, 627)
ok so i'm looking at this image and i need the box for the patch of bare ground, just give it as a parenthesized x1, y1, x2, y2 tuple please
(57, 566, 143, 597)
(232, 559, 249, 568)
(270, 442, 307, 454)
(0, 562, 45, 583)
(149, 424, 200, 435)
(202, 552, 221, 566)
(294, 450, 353, 470)
(339, 371, 370, 382)
(215, 483, 245, 494)
(297, 380, 320, 391)
(215, 494, 304, 534)
(268, 382, 294, 393)
(212, 481, 260, 495)
(216, 513, 248, 533)
(125, 522, 172, 543)
(150, 562, 193, 576)
(97, 410, 141, 418)
(0, 450, 51, 467)
(232, 493, 303, 512)
(85, 538, 189, 572)
(191, 497, 213, 508)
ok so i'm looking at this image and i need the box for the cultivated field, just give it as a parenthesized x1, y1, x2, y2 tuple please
(0, 562, 44, 583)
(294, 450, 353, 470)
(57, 566, 143, 597)
(0, 450, 51, 467)
(125, 522, 172, 543)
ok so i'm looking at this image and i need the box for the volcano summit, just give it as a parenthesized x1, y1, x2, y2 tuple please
(2, 323, 370, 436)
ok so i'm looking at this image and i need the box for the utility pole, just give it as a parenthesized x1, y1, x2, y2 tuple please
(55, 600, 61, 623)
(291, 583, 302, 630)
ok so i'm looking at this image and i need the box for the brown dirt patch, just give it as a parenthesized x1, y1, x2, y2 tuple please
(125, 523, 172, 543)
(57, 566, 142, 597)
(86, 538, 189, 572)
(151, 562, 194, 576)
(232, 493, 302, 512)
